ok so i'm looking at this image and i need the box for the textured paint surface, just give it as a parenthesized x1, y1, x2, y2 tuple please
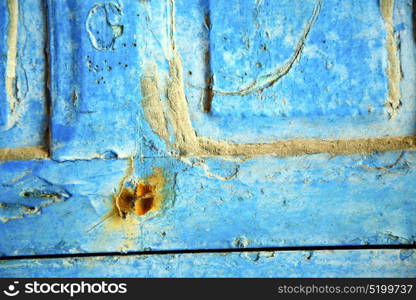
(0, 0, 415, 277)
(47, 0, 174, 160)
(139, 0, 416, 160)
(181, 0, 416, 143)
(40, 0, 416, 160)
(1, 151, 415, 256)
(1, 250, 415, 278)
(0, 0, 48, 149)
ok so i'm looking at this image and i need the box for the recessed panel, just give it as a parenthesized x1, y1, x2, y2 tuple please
(0, 0, 48, 155)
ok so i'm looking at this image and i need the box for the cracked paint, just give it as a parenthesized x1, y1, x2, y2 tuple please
(0, 185, 70, 223)
(86, 2, 124, 51)
(0, 151, 415, 256)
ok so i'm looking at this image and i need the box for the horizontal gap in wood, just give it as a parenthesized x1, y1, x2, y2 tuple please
(1, 244, 415, 261)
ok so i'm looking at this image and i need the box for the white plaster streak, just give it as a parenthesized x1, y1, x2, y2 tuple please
(5, 0, 18, 129)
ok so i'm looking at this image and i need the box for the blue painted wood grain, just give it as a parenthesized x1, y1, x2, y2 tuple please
(1, 250, 415, 277)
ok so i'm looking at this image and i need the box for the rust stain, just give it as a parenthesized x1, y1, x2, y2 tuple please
(134, 183, 154, 216)
(114, 186, 134, 218)
(115, 167, 166, 219)
(87, 167, 168, 238)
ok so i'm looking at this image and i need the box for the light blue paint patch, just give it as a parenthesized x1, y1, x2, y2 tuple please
(178, 0, 416, 143)
(48, 0, 176, 160)
(0, 152, 415, 256)
(0, 0, 48, 148)
(1, 250, 415, 278)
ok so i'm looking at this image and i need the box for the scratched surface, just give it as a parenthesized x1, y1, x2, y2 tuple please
(0, 0, 416, 277)
(1, 250, 415, 278)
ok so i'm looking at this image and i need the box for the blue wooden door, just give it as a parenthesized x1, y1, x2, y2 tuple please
(1, 0, 416, 277)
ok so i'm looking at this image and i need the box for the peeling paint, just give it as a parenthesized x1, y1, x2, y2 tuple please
(0, 0, 49, 155)
(0, 186, 70, 223)
(141, 69, 169, 143)
(0, 0, 414, 263)
(0, 202, 38, 223)
(4, 0, 19, 130)
(381, 0, 402, 119)
(86, 3, 124, 51)
(143, 55, 416, 158)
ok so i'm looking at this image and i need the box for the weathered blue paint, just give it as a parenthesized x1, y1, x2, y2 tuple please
(0, 0, 48, 148)
(180, 0, 416, 143)
(0, 0, 416, 277)
(0, 151, 415, 256)
(44, 0, 416, 159)
(1, 250, 415, 278)
(0, 0, 8, 126)
(47, 0, 143, 160)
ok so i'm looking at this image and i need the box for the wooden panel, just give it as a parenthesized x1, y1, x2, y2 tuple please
(141, 0, 416, 160)
(0, 151, 415, 256)
(0, 0, 48, 157)
(1, 249, 415, 277)
(46, 0, 416, 160)
(47, 0, 171, 160)
(197, 0, 415, 141)
(0, 0, 415, 277)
